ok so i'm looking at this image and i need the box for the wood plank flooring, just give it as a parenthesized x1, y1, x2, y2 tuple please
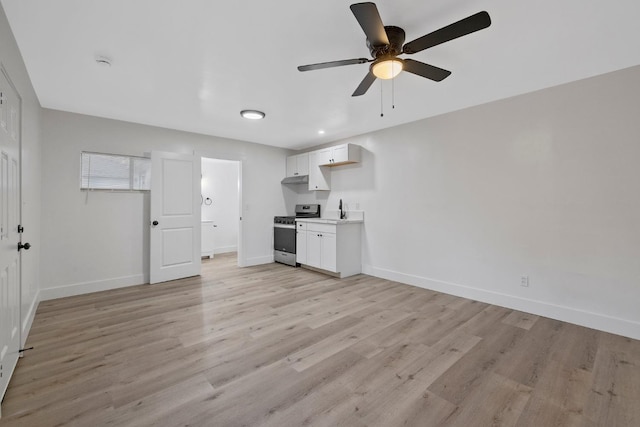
(1, 253, 639, 426)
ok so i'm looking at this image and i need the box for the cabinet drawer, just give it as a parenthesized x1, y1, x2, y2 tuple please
(307, 223, 336, 234)
(296, 221, 307, 231)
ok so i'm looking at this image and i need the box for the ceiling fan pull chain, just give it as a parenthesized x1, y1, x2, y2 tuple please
(380, 82, 384, 117)
(392, 77, 395, 109)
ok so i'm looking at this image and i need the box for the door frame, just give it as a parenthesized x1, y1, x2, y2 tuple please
(1, 65, 23, 344)
(0, 63, 23, 409)
(200, 156, 244, 267)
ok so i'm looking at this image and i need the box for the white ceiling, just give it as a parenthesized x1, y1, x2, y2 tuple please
(3, 0, 640, 150)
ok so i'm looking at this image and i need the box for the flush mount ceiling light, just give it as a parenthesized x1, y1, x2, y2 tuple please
(371, 58, 403, 80)
(240, 110, 265, 120)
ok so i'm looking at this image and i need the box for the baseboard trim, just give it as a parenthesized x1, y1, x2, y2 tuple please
(214, 246, 237, 255)
(363, 264, 640, 340)
(39, 274, 146, 301)
(243, 255, 274, 267)
(21, 290, 40, 348)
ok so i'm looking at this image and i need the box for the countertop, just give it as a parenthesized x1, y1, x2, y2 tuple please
(295, 210, 364, 225)
(295, 218, 363, 225)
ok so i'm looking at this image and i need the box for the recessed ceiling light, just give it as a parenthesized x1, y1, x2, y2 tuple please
(318, 130, 325, 135)
(240, 110, 265, 120)
(95, 56, 112, 67)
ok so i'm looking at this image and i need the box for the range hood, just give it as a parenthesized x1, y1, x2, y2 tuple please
(281, 175, 309, 185)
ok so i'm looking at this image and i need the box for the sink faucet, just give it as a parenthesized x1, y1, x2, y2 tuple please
(339, 199, 346, 219)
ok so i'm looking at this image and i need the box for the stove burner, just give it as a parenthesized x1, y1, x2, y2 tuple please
(274, 216, 296, 225)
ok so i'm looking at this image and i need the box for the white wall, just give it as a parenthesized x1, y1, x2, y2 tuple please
(40, 110, 290, 299)
(1, 4, 42, 344)
(201, 157, 239, 254)
(293, 65, 640, 340)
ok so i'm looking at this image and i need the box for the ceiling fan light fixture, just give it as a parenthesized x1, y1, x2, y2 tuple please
(240, 110, 265, 120)
(372, 58, 403, 80)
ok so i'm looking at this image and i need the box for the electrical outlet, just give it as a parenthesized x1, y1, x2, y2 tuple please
(520, 275, 529, 287)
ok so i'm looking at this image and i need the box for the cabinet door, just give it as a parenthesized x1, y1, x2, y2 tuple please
(320, 233, 337, 272)
(308, 151, 330, 190)
(317, 148, 333, 166)
(286, 155, 297, 177)
(296, 229, 307, 264)
(331, 145, 348, 163)
(297, 153, 309, 176)
(201, 222, 215, 257)
(307, 232, 322, 268)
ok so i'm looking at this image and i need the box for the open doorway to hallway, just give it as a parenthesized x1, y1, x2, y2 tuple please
(200, 158, 241, 265)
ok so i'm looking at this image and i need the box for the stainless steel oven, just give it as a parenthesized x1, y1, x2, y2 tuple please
(274, 216, 296, 266)
(274, 204, 320, 267)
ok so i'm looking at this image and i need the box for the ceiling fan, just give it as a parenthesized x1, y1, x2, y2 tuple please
(297, 2, 491, 96)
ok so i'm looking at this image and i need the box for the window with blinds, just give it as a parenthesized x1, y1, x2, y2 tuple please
(81, 152, 151, 191)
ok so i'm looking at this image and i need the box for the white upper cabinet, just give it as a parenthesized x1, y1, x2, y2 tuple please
(318, 143, 360, 167)
(285, 153, 309, 177)
(288, 143, 360, 191)
(317, 148, 333, 166)
(308, 151, 330, 190)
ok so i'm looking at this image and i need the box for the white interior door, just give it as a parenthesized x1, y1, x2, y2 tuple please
(150, 151, 201, 284)
(0, 68, 22, 403)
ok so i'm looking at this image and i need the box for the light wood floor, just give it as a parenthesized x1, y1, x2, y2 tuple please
(1, 253, 639, 426)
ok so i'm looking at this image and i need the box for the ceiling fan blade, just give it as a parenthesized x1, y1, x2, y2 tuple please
(402, 59, 451, 82)
(350, 2, 389, 47)
(402, 11, 491, 54)
(352, 71, 377, 96)
(298, 58, 370, 72)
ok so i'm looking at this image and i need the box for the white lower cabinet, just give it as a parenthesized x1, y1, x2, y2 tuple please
(307, 230, 335, 271)
(306, 231, 322, 267)
(319, 232, 337, 272)
(296, 226, 307, 265)
(296, 220, 361, 278)
(201, 221, 215, 258)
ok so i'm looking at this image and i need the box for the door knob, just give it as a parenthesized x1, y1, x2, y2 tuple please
(18, 242, 31, 251)
(152, 220, 159, 226)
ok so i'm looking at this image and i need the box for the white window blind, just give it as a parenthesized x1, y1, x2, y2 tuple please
(81, 152, 151, 191)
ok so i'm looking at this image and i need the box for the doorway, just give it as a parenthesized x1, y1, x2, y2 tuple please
(200, 158, 241, 265)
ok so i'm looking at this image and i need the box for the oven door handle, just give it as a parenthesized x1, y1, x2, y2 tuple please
(274, 224, 296, 229)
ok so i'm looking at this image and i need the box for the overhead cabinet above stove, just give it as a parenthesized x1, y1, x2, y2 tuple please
(285, 152, 309, 178)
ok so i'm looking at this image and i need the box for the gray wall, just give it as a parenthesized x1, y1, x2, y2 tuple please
(40, 110, 292, 299)
(0, 4, 42, 342)
(293, 65, 640, 339)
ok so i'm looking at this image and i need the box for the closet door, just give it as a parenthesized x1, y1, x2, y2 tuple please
(0, 68, 22, 403)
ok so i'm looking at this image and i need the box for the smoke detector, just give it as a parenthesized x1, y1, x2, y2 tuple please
(95, 56, 112, 67)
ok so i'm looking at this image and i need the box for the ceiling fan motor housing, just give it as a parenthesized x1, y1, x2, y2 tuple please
(367, 26, 405, 58)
